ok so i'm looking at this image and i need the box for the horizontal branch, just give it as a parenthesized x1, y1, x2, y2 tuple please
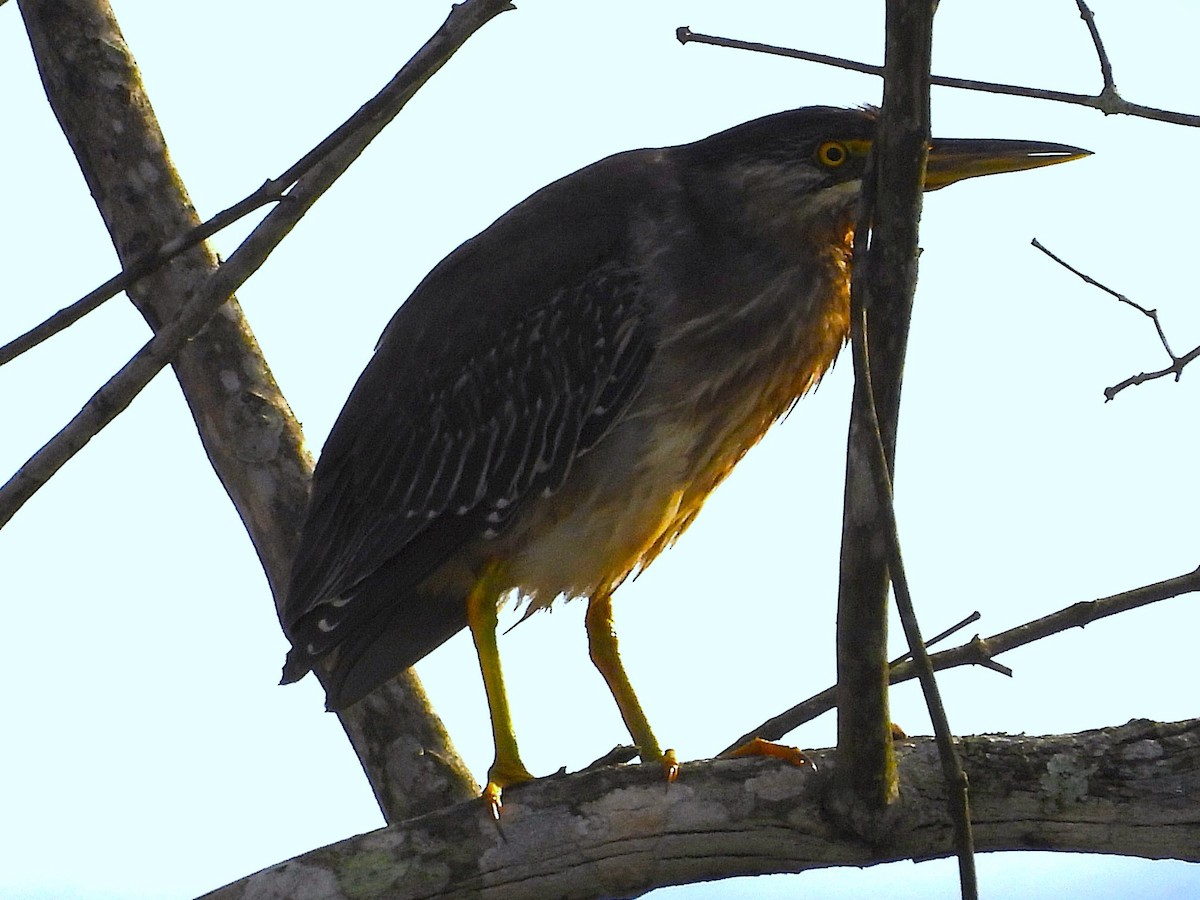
(675, 27, 1199, 128)
(199, 718, 1200, 900)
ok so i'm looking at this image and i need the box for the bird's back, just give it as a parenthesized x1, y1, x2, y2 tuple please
(281, 149, 684, 699)
(281, 108, 874, 707)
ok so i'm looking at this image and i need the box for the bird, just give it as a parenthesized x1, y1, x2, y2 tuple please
(280, 106, 1088, 811)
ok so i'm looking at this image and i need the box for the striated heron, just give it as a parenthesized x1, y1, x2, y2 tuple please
(280, 106, 1088, 811)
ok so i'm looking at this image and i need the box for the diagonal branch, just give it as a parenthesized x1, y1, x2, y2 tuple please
(11, 0, 516, 822)
(0, 183, 286, 368)
(727, 565, 1200, 749)
(1032, 239, 1199, 400)
(2, 0, 514, 541)
(1, 0, 512, 370)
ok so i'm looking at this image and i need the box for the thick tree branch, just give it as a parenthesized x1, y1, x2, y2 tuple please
(11, 0, 516, 822)
(198, 718, 1200, 900)
(833, 0, 936, 843)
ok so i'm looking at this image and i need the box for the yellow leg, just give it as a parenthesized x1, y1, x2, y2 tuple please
(466, 565, 534, 817)
(585, 592, 677, 781)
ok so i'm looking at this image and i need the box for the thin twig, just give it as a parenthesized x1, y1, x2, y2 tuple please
(889, 610, 980, 667)
(724, 565, 1200, 751)
(855, 305, 977, 900)
(1032, 238, 1198, 399)
(675, 27, 1199, 128)
(1102, 347, 1200, 400)
(0, 185, 284, 366)
(1075, 0, 1117, 98)
(1032, 239, 1172, 349)
(3, 2, 513, 368)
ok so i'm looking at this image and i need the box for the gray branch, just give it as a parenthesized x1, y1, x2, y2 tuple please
(199, 718, 1200, 900)
(13, 0, 518, 821)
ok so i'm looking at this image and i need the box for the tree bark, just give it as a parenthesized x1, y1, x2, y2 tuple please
(199, 718, 1200, 900)
(832, 0, 938, 832)
(16, 0, 483, 820)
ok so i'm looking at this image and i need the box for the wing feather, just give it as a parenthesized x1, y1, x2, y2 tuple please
(282, 262, 655, 669)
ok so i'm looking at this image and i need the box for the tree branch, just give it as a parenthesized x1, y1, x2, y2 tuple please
(197, 718, 1200, 900)
(728, 565, 1200, 749)
(832, 0, 935, 843)
(675, 15, 1199, 129)
(1032, 239, 1199, 401)
(0, 181, 287, 368)
(1, 0, 516, 369)
(11, 0, 516, 822)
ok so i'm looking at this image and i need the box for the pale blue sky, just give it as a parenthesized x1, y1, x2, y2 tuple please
(2, 1, 1198, 897)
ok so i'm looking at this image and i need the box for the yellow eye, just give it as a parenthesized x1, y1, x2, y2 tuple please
(816, 140, 849, 168)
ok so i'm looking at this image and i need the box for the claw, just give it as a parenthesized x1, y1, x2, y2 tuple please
(724, 737, 815, 770)
(483, 781, 504, 820)
(482, 755, 534, 819)
(662, 748, 679, 783)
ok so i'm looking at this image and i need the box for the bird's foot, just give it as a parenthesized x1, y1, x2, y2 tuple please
(638, 745, 679, 782)
(661, 747, 679, 782)
(722, 737, 815, 770)
(483, 758, 536, 819)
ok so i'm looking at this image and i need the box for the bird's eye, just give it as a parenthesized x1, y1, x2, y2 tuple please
(816, 141, 849, 168)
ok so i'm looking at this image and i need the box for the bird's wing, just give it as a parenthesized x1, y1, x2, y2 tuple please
(281, 261, 656, 668)
(278, 148, 677, 685)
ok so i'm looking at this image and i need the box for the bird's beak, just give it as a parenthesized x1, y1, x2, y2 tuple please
(923, 138, 1091, 191)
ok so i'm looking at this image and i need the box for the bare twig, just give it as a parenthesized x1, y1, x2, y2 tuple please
(725, 565, 1200, 751)
(675, 25, 1199, 128)
(1101, 347, 1200, 400)
(1032, 239, 1175, 354)
(854, 302, 977, 897)
(889, 610, 981, 667)
(3, 3, 518, 369)
(1032, 238, 1199, 400)
(1075, 0, 1117, 98)
(0, 185, 284, 367)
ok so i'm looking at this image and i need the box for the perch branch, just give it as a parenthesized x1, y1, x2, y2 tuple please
(198, 718, 1200, 900)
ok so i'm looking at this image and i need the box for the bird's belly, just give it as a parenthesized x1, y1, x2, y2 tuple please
(500, 416, 702, 608)
(483, 269, 850, 613)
